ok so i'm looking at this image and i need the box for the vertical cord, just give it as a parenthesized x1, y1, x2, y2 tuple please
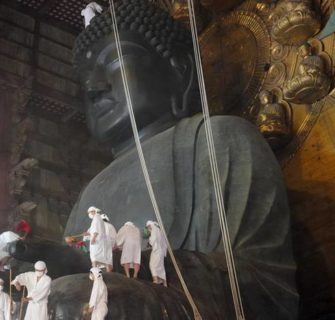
(108, 1, 202, 319)
(9, 268, 12, 320)
(186, 0, 245, 319)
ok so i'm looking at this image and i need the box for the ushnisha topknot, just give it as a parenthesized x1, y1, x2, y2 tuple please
(73, 0, 192, 68)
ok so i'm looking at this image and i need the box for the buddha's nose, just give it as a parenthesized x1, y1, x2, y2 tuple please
(86, 69, 111, 97)
(86, 79, 111, 100)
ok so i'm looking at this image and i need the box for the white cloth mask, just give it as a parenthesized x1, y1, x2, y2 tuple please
(35, 271, 44, 277)
(88, 213, 94, 219)
(89, 274, 94, 281)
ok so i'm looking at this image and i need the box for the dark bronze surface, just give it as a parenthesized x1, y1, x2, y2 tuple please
(68, 2, 299, 319)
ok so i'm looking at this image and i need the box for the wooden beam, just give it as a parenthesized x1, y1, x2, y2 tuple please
(1, 1, 81, 35)
(33, 82, 83, 111)
(0, 87, 13, 230)
(36, 0, 59, 17)
(61, 109, 79, 123)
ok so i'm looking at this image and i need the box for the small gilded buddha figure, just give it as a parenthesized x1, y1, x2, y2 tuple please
(270, 0, 320, 45)
(283, 43, 331, 104)
(257, 90, 291, 149)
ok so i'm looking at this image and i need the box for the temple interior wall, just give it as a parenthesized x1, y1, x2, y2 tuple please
(0, 4, 113, 240)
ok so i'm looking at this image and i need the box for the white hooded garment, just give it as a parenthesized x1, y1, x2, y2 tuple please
(148, 222, 167, 280)
(89, 268, 108, 320)
(0, 231, 20, 260)
(81, 2, 103, 27)
(12, 272, 51, 320)
(116, 223, 141, 265)
(103, 221, 116, 266)
(0, 290, 10, 320)
(90, 214, 108, 265)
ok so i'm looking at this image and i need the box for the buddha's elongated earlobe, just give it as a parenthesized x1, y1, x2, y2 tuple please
(170, 52, 195, 118)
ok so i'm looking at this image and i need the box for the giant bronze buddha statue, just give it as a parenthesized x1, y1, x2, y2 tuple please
(64, 0, 298, 318)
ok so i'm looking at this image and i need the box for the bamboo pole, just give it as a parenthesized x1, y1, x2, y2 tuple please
(19, 287, 26, 320)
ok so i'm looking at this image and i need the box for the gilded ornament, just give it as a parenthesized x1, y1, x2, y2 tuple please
(266, 62, 287, 87)
(170, 0, 204, 32)
(199, 11, 270, 114)
(270, 0, 321, 46)
(257, 90, 292, 149)
(271, 41, 289, 61)
(283, 43, 331, 104)
(279, 98, 326, 166)
(170, 0, 189, 23)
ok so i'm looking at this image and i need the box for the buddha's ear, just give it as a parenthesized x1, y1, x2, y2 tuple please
(169, 51, 195, 118)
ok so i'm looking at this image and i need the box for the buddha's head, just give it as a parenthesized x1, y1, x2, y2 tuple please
(74, 0, 199, 149)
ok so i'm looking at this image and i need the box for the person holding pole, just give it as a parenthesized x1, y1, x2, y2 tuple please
(11, 261, 51, 320)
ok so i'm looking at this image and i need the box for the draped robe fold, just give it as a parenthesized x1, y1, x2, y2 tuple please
(66, 115, 299, 318)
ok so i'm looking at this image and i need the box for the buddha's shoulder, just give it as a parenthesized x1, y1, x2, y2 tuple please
(178, 114, 258, 134)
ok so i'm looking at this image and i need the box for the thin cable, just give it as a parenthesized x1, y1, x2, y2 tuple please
(108, 1, 202, 319)
(9, 268, 12, 320)
(186, 1, 245, 319)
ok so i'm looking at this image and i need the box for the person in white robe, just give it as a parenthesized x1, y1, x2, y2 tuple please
(87, 267, 108, 320)
(116, 222, 141, 278)
(87, 207, 108, 268)
(146, 221, 168, 286)
(0, 278, 10, 320)
(101, 214, 116, 272)
(11, 261, 51, 320)
(81, 2, 103, 28)
(0, 231, 20, 271)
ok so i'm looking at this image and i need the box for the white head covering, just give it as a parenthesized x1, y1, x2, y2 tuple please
(125, 221, 134, 227)
(34, 260, 47, 272)
(146, 220, 160, 228)
(146, 220, 154, 227)
(90, 267, 102, 279)
(101, 214, 110, 222)
(87, 206, 101, 214)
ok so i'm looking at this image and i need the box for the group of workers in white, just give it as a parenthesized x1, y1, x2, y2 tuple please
(0, 206, 167, 320)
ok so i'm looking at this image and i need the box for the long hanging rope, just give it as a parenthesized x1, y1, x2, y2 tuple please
(107, 1, 202, 319)
(9, 268, 12, 320)
(185, 1, 245, 319)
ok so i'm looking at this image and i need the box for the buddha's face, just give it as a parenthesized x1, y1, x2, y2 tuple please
(78, 33, 182, 145)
